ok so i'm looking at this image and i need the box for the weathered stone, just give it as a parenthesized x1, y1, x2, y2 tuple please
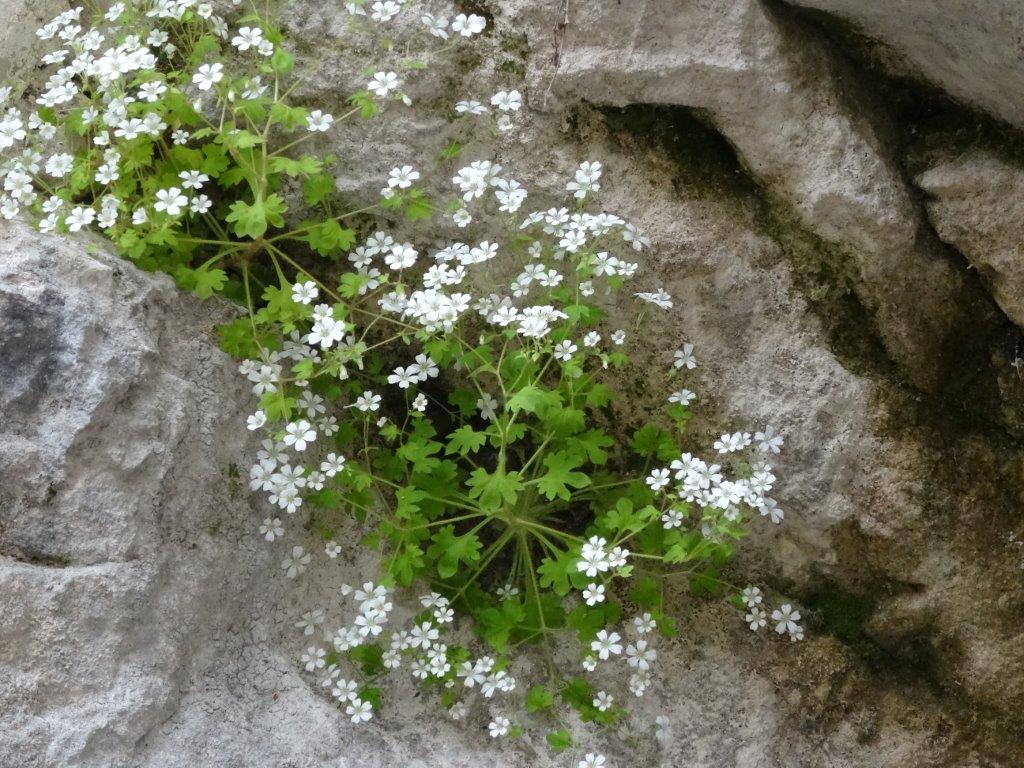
(916, 149, 1024, 329)
(3, 0, 1024, 766)
(494, 0, 996, 393)
(788, 0, 1024, 131)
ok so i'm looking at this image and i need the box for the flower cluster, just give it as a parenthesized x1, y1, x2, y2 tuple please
(3, 1, 806, 764)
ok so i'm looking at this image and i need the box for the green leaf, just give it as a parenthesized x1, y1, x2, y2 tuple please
(507, 384, 561, 415)
(269, 47, 294, 74)
(394, 486, 428, 521)
(269, 154, 323, 177)
(398, 439, 443, 475)
(200, 142, 230, 177)
(537, 548, 578, 596)
(525, 685, 554, 712)
(477, 599, 526, 652)
(426, 526, 482, 579)
(403, 188, 433, 222)
(189, 266, 227, 298)
(545, 730, 571, 753)
(466, 468, 523, 510)
(445, 425, 487, 457)
(628, 576, 661, 609)
(390, 543, 425, 586)
(536, 450, 590, 501)
(226, 194, 287, 238)
(304, 173, 336, 205)
(349, 644, 384, 675)
(305, 219, 356, 256)
(348, 90, 378, 119)
(269, 102, 308, 130)
(631, 423, 678, 461)
(574, 429, 614, 465)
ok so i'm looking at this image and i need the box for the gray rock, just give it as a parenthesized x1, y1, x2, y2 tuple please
(917, 149, 1024, 329)
(495, 0, 994, 392)
(788, 0, 1024, 131)
(2, 0, 1024, 766)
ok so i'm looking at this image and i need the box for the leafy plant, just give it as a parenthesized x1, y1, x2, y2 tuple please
(0, 0, 802, 762)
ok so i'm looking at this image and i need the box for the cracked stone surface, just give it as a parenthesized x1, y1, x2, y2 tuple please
(917, 149, 1024, 330)
(2, 0, 1024, 766)
(787, 0, 1024, 132)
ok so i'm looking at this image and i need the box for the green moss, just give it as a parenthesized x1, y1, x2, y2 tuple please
(497, 58, 525, 79)
(807, 585, 876, 646)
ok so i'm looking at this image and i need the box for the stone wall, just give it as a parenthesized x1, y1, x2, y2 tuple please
(2, 0, 1023, 766)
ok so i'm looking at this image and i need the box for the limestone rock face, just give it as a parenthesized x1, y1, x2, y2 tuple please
(917, 150, 1024, 329)
(789, 0, 1024, 131)
(3, 0, 1024, 767)
(496, 0, 999, 393)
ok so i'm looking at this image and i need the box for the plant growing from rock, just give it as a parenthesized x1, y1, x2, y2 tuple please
(0, 0, 802, 762)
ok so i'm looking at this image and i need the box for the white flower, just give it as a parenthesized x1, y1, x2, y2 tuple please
(190, 195, 212, 214)
(593, 691, 613, 711)
(154, 187, 187, 216)
(455, 99, 487, 115)
(553, 340, 578, 361)
(590, 629, 622, 660)
(669, 389, 696, 406)
(583, 331, 600, 347)
(636, 288, 673, 309)
(325, 540, 341, 558)
(355, 391, 381, 412)
(259, 517, 283, 541)
(755, 425, 784, 454)
(321, 453, 346, 476)
(45, 153, 73, 177)
(759, 497, 784, 524)
(387, 365, 418, 389)
(579, 754, 606, 768)
(281, 546, 310, 578)
(625, 638, 657, 670)
(306, 109, 333, 132)
(490, 89, 522, 112)
(179, 170, 209, 190)
(646, 468, 670, 491)
(65, 206, 95, 232)
(192, 62, 224, 91)
(772, 604, 802, 639)
(295, 609, 324, 635)
(247, 410, 267, 430)
(421, 13, 449, 38)
(451, 12, 486, 36)
(673, 343, 696, 370)
(368, 70, 401, 97)
(746, 607, 767, 631)
(231, 26, 264, 51)
(301, 645, 326, 671)
(487, 716, 510, 738)
(633, 613, 657, 634)
(567, 160, 602, 198)
(292, 280, 319, 304)
(582, 583, 605, 606)
(661, 508, 684, 529)
(346, 697, 373, 723)
(387, 164, 419, 188)
(476, 392, 498, 420)
(284, 419, 316, 451)
(741, 586, 763, 607)
(370, 0, 401, 22)
(623, 222, 651, 250)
